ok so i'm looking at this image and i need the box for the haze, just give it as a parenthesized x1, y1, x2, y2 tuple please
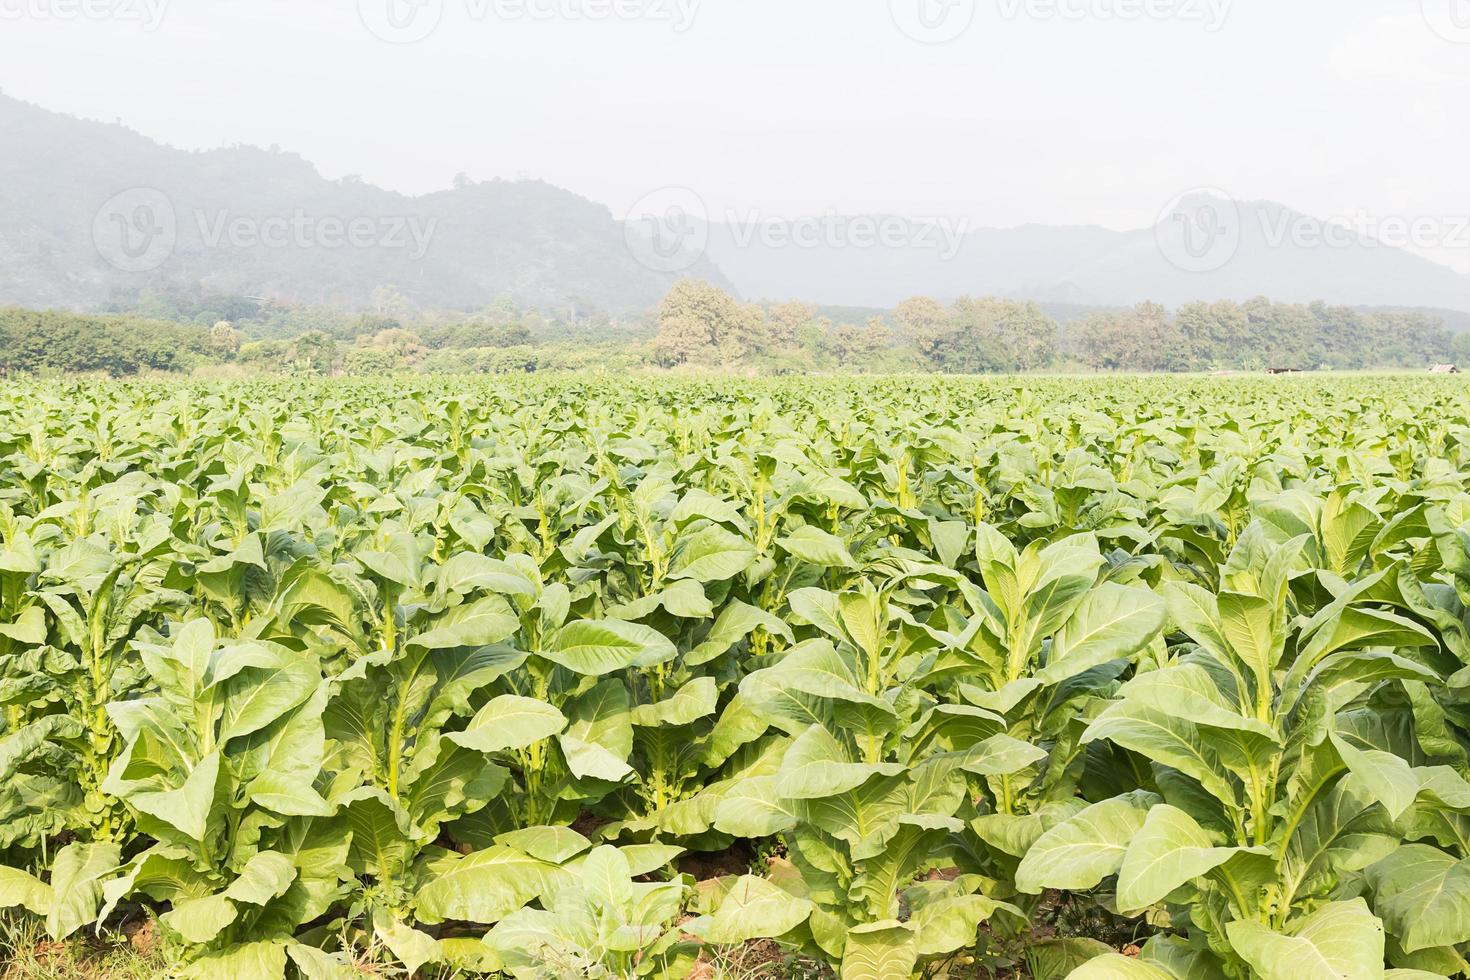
(1, 0, 1468, 273)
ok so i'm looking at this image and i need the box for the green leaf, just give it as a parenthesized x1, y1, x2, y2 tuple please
(1332, 732, 1419, 821)
(414, 846, 569, 925)
(410, 596, 520, 650)
(1365, 845, 1470, 954)
(494, 826, 593, 864)
(375, 914, 443, 974)
(1017, 792, 1158, 894)
(545, 620, 676, 675)
(840, 921, 918, 980)
(1116, 805, 1262, 913)
(689, 875, 813, 944)
(46, 842, 120, 940)
(669, 526, 757, 583)
(1067, 955, 1180, 979)
(775, 725, 904, 800)
(162, 894, 238, 944)
(0, 865, 52, 916)
(180, 940, 288, 980)
(1226, 899, 1385, 980)
(449, 695, 567, 752)
(224, 851, 297, 906)
(630, 677, 719, 727)
(956, 733, 1048, 776)
(1038, 583, 1166, 685)
(126, 750, 221, 842)
(779, 526, 859, 569)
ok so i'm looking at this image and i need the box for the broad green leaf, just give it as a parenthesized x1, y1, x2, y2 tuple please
(1226, 899, 1385, 980)
(669, 526, 756, 583)
(840, 921, 918, 980)
(1116, 805, 1262, 913)
(545, 620, 676, 674)
(1365, 845, 1470, 953)
(690, 875, 813, 943)
(1017, 792, 1158, 894)
(1038, 583, 1166, 684)
(779, 525, 859, 569)
(450, 696, 568, 752)
(1067, 955, 1179, 979)
(162, 893, 238, 944)
(46, 842, 120, 940)
(410, 596, 520, 650)
(0, 865, 52, 915)
(414, 846, 569, 925)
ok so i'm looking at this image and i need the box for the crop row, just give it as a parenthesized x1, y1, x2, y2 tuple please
(0, 375, 1468, 979)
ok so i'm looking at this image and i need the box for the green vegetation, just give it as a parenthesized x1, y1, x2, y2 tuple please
(1, 374, 1470, 979)
(6, 282, 1467, 379)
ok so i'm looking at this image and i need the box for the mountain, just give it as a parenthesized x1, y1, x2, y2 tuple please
(705, 198, 1470, 313)
(3, 92, 1469, 318)
(0, 93, 728, 315)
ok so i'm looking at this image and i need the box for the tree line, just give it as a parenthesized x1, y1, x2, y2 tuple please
(3, 281, 1465, 377)
(655, 280, 1466, 373)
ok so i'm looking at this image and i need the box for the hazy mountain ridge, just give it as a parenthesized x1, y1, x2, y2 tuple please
(0, 93, 728, 315)
(3, 93, 1469, 319)
(710, 198, 1470, 312)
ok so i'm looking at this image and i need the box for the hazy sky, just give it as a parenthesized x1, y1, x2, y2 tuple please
(3, 0, 1468, 271)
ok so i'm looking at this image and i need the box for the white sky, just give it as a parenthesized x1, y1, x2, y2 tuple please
(2, 0, 1469, 272)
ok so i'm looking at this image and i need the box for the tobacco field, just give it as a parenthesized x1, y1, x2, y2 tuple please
(2, 374, 1470, 979)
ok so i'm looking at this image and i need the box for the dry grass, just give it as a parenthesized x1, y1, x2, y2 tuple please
(0, 916, 174, 980)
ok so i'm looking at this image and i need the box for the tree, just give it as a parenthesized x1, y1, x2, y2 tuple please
(292, 331, 339, 373)
(210, 321, 241, 358)
(362, 329, 428, 365)
(766, 301, 815, 350)
(902, 297, 1058, 374)
(654, 280, 766, 367)
(371, 285, 412, 320)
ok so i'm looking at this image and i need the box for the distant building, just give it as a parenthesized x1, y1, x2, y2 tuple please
(1266, 367, 1304, 375)
(1431, 364, 1460, 374)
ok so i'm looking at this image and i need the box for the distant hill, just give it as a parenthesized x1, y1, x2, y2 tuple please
(3, 92, 1470, 320)
(706, 198, 1470, 313)
(0, 93, 728, 315)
